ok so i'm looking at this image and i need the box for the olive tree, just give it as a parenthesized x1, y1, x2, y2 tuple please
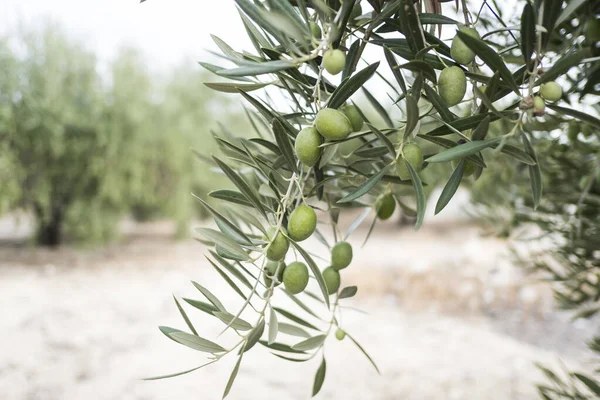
(145, 0, 599, 398)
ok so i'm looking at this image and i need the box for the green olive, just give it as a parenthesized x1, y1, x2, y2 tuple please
(540, 81, 562, 102)
(335, 328, 346, 340)
(451, 159, 477, 177)
(283, 261, 309, 294)
(451, 27, 480, 65)
(567, 121, 580, 142)
(375, 193, 396, 220)
(287, 204, 317, 242)
(264, 260, 286, 287)
(439, 66, 467, 107)
(584, 18, 600, 42)
(331, 241, 353, 270)
(295, 127, 323, 167)
(396, 143, 423, 180)
(533, 96, 546, 116)
(340, 104, 364, 132)
(309, 21, 322, 39)
(323, 49, 346, 75)
(322, 267, 341, 295)
(266, 227, 289, 261)
(315, 108, 353, 141)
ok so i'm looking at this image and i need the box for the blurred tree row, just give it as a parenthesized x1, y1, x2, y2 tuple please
(0, 22, 238, 246)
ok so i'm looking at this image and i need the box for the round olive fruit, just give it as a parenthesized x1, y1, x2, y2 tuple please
(584, 18, 600, 42)
(376, 193, 396, 220)
(331, 241, 353, 270)
(315, 108, 353, 141)
(264, 260, 285, 287)
(396, 143, 423, 180)
(266, 227, 289, 261)
(540, 81, 562, 102)
(335, 328, 346, 340)
(322, 267, 341, 295)
(533, 96, 546, 116)
(323, 49, 346, 75)
(309, 21, 322, 39)
(283, 261, 309, 294)
(438, 66, 467, 107)
(451, 159, 477, 177)
(451, 27, 480, 65)
(295, 127, 323, 167)
(287, 204, 317, 242)
(340, 104, 364, 132)
(567, 121, 580, 142)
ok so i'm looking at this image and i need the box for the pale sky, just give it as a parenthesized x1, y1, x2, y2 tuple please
(0, 0, 252, 71)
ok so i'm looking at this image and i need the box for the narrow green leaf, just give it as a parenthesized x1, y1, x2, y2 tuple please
(404, 94, 419, 139)
(213, 311, 253, 331)
(281, 289, 322, 319)
(399, 61, 437, 84)
(244, 318, 265, 352)
(541, 0, 563, 48)
(209, 189, 254, 208)
(268, 307, 278, 344)
(520, 2, 535, 69)
(435, 160, 464, 215)
(547, 104, 600, 129)
(342, 40, 361, 81)
(471, 116, 491, 141)
(277, 322, 311, 338)
(383, 46, 407, 94)
(205, 257, 249, 301)
(291, 334, 327, 351)
(273, 307, 319, 331)
(346, 332, 381, 374)
(272, 119, 298, 173)
(456, 31, 520, 95)
(259, 340, 307, 353)
(223, 351, 244, 398)
(196, 228, 249, 261)
(143, 361, 215, 381)
(337, 166, 389, 204)
(217, 60, 295, 77)
(556, 0, 586, 26)
(291, 242, 331, 309)
(406, 161, 426, 230)
(312, 358, 327, 397)
(418, 13, 459, 25)
(522, 134, 542, 209)
(169, 331, 226, 353)
(491, 143, 536, 165)
(339, 286, 358, 299)
(344, 209, 371, 240)
(417, 135, 486, 168)
(204, 81, 273, 93)
(535, 50, 588, 86)
(183, 298, 219, 315)
(193, 195, 253, 246)
(328, 62, 381, 109)
(423, 84, 455, 123)
(573, 373, 600, 395)
(398, 0, 425, 55)
(426, 137, 502, 163)
(367, 124, 396, 155)
(172, 296, 198, 336)
(362, 87, 394, 128)
(425, 112, 512, 136)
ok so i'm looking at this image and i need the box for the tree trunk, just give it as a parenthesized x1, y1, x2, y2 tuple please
(35, 204, 64, 247)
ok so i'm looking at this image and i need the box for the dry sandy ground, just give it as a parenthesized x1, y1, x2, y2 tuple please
(0, 216, 593, 400)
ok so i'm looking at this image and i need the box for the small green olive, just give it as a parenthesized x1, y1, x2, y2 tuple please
(287, 204, 317, 242)
(340, 104, 364, 132)
(451, 159, 477, 177)
(584, 18, 600, 42)
(438, 66, 467, 107)
(540, 81, 562, 102)
(533, 96, 546, 116)
(331, 241, 353, 270)
(295, 127, 323, 167)
(264, 260, 286, 287)
(335, 328, 346, 340)
(375, 193, 396, 220)
(309, 21, 322, 39)
(567, 121, 580, 142)
(322, 267, 341, 295)
(323, 49, 346, 75)
(266, 227, 289, 261)
(450, 27, 480, 65)
(283, 261, 309, 294)
(315, 108, 353, 141)
(396, 143, 423, 180)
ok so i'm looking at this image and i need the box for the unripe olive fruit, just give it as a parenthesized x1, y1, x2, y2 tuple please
(540, 81, 562, 102)
(287, 204, 317, 242)
(309, 21, 322, 39)
(439, 66, 467, 107)
(295, 127, 323, 167)
(340, 104, 364, 132)
(322, 267, 341, 295)
(283, 261, 309, 294)
(396, 143, 423, 180)
(323, 49, 346, 75)
(451, 27, 480, 65)
(331, 241, 353, 270)
(264, 260, 285, 287)
(533, 96, 546, 116)
(335, 328, 346, 340)
(266, 227, 289, 261)
(567, 121, 580, 142)
(376, 193, 396, 220)
(584, 18, 600, 42)
(451, 159, 477, 177)
(315, 108, 353, 141)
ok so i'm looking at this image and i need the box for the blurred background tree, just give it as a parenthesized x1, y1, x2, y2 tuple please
(0, 21, 241, 246)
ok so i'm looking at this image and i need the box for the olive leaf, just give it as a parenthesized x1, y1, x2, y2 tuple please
(435, 160, 464, 215)
(312, 358, 327, 397)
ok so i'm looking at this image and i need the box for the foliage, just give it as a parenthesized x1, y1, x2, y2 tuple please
(0, 22, 236, 245)
(143, 0, 599, 398)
